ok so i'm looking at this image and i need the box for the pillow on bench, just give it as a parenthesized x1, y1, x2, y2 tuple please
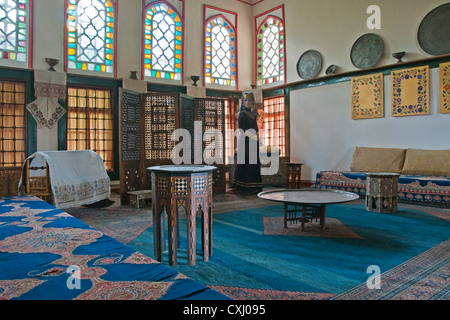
(402, 149, 450, 177)
(350, 146, 406, 173)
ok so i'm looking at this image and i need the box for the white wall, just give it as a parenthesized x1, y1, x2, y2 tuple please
(255, 0, 449, 82)
(289, 68, 450, 181)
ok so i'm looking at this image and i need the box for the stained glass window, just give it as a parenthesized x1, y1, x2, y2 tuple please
(205, 15, 236, 87)
(0, 0, 31, 68)
(143, 1, 182, 81)
(66, 0, 116, 75)
(256, 16, 285, 86)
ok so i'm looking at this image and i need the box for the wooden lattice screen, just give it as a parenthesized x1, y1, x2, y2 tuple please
(194, 98, 225, 194)
(119, 89, 143, 205)
(119, 90, 225, 205)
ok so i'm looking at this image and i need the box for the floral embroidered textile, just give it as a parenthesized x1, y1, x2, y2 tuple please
(351, 73, 384, 119)
(391, 66, 429, 117)
(26, 70, 67, 129)
(440, 62, 450, 114)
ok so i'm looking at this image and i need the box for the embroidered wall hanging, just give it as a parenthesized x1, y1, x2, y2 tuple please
(26, 70, 67, 129)
(440, 62, 450, 114)
(351, 73, 384, 120)
(391, 65, 429, 117)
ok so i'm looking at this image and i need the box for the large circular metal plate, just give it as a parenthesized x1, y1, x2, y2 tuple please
(297, 50, 322, 79)
(418, 3, 450, 55)
(350, 33, 384, 69)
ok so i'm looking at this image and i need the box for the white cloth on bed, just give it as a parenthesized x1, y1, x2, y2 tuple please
(19, 150, 110, 209)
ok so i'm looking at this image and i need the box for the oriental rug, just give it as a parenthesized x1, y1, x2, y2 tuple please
(127, 200, 449, 300)
(68, 191, 449, 300)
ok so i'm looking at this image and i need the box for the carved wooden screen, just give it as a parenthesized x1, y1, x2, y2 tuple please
(194, 98, 225, 194)
(142, 92, 180, 190)
(179, 93, 195, 154)
(119, 91, 226, 204)
(119, 89, 143, 205)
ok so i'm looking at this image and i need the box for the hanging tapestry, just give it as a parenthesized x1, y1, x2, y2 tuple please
(440, 62, 450, 114)
(391, 65, 429, 117)
(351, 73, 384, 119)
(26, 70, 67, 128)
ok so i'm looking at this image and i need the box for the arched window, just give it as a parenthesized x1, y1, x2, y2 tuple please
(66, 0, 116, 76)
(256, 16, 285, 86)
(0, 0, 32, 68)
(205, 15, 236, 87)
(143, 1, 183, 81)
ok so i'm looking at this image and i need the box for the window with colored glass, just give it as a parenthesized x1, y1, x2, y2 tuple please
(143, 1, 182, 82)
(256, 16, 285, 86)
(205, 15, 236, 87)
(0, 0, 31, 69)
(66, 0, 116, 76)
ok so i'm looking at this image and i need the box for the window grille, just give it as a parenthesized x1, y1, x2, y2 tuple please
(256, 16, 285, 86)
(205, 15, 236, 87)
(224, 99, 235, 165)
(66, 0, 116, 75)
(0, 0, 31, 68)
(67, 86, 114, 171)
(143, 1, 182, 81)
(0, 80, 26, 167)
(261, 96, 285, 156)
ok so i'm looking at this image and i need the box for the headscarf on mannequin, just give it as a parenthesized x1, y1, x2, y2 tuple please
(239, 91, 259, 117)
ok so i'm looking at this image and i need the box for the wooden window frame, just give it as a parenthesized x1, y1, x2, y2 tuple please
(0, 79, 27, 167)
(262, 95, 286, 157)
(66, 85, 114, 172)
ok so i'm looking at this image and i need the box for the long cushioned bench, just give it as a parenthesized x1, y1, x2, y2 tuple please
(314, 147, 450, 206)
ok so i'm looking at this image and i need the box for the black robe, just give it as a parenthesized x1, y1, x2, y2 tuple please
(233, 108, 262, 193)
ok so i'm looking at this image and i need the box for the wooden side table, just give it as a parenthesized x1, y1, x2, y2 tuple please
(286, 163, 303, 189)
(365, 173, 400, 213)
(147, 165, 216, 266)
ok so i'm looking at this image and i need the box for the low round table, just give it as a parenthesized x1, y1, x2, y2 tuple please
(147, 165, 216, 266)
(257, 188, 359, 231)
(365, 172, 401, 213)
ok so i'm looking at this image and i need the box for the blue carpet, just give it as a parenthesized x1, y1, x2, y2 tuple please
(127, 202, 450, 299)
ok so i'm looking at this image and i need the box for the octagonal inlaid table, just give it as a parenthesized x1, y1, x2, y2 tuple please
(147, 165, 216, 266)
